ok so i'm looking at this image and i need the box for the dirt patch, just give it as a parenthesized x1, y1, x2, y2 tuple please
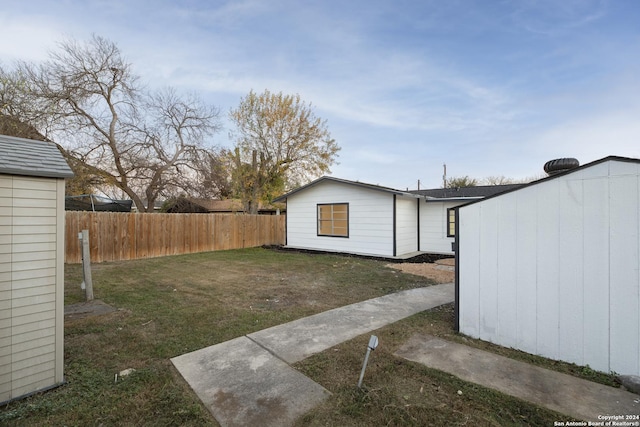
(386, 259, 455, 284)
(64, 299, 117, 320)
(434, 258, 455, 267)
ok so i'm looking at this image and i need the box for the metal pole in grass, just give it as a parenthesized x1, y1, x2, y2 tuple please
(357, 335, 378, 388)
(79, 229, 94, 301)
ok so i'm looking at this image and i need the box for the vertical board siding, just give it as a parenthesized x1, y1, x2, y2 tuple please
(515, 190, 537, 353)
(459, 160, 640, 375)
(0, 175, 62, 403)
(582, 178, 610, 372)
(458, 206, 481, 337)
(557, 179, 584, 365)
(496, 197, 518, 348)
(534, 183, 560, 359)
(609, 175, 640, 374)
(477, 201, 498, 341)
(64, 212, 285, 263)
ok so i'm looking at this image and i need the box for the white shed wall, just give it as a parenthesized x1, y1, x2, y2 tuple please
(458, 160, 640, 375)
(419, 200, 465, 255)
(0, 175, 65, 403)
(285, 181, 396, 257)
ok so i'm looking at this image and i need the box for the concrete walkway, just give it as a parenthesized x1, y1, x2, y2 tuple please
(171, 283, 454, 426)
(172, 282, 639, 426)
(395, 334, 640, 422)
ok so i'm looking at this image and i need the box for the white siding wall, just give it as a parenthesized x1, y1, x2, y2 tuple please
(459, 161, 640, 375)
(395, 196, 418, 256)
(0, 175, 64, 402)
(419, 200, 465, 255)
(285, 181, 396, 257)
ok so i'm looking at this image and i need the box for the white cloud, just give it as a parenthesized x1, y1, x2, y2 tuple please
(509, 0, 609, 36)
(0, 13, 60, 62)
(0, 0, 638, 192)
(530, 109, 640, 162)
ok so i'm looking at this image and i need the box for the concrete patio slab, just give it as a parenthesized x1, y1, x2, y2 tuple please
(395, 334, 640, 422)
(172, 284, 454, 426)
(248, 283, 454, 364)
(171, 336, 331, 427)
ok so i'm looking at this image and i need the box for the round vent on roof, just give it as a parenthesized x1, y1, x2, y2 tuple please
(543, 158, 580, 176)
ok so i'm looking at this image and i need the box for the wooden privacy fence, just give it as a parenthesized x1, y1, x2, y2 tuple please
(65, 211, 285, 263)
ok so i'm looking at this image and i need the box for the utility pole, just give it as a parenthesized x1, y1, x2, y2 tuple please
(443, 163, 447, 188)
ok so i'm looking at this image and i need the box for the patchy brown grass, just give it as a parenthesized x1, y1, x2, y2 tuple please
(0, 248, 434, 426)
(294, 303, 616, 426)
(1, 248, 616, 426)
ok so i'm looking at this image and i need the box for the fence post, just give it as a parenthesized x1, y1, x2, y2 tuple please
(80, 229, 94, 301)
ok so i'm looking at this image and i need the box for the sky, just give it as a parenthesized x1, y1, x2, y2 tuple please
(1, 0, 639, 190)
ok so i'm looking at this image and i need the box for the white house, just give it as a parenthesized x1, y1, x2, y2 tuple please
(0, 134, 73, 403)
(274, 177, 421, 258)
(274, 176, 518, 259)
(456, 156, 640, 376)
(413, 185, 522, 255)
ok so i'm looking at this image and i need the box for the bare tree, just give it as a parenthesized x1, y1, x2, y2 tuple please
(128, 88, 222, 210)
(9, 35, 220, 211)
(483, 175, 516, 185)
(189, 149, 234, 199)
(444, 175, 542, 188)
(445, 176, 478, 188)
(229, 89, 340, 213)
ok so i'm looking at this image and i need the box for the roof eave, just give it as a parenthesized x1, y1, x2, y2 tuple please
(424, 196, 484, 202)
(273, 176, 418, 202)
(0, 168, 74, 179)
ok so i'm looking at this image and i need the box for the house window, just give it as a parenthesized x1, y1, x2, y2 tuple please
(447, 208, 456, 237)
(318, 203, 349, 237)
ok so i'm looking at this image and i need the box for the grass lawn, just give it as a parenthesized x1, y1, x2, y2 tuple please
(0, 247, 617, 426)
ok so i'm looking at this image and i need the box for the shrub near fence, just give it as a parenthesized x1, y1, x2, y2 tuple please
(65, 211, 286, 263)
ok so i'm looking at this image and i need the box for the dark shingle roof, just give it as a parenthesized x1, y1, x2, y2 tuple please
(411, 184, 524, 200)
(0, 134, 74, 179)
(274, 177, 524, 203)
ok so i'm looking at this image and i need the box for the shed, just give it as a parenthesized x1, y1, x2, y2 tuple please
(0, 134, 74, 403)
(274, 176, 421, 258)
(456, 156, 640, 376)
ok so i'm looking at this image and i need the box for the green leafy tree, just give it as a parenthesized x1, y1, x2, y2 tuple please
(229, 89, 340, 214)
